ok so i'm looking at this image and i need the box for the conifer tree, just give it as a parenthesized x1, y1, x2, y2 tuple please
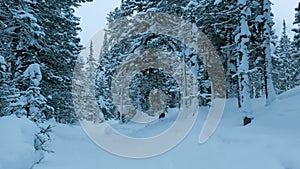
(0, 55, 19, 117)
(0, 0, 93, 123)
(291, 2, 300, 86)
(273, 20, 295, 93)
(292, 2, 300, 51)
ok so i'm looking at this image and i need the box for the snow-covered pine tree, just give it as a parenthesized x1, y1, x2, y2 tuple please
(1, 0, 45, 86)
(278, 20, 291, 57)
(98, 0, 208, 120)
(0, 0, 93, 123)
(262, 0, 276, 105)
(82, 41, 100, 122)
(0, 0, 53, 121)
(0, 55, 8, 114)
(37, 0, 86, 123)
(235, 0, 253, 125)
(199, 0, 240, 98)
(292, 2, 300, 51)
(0, 2, 12, 59)
(0, 56, 20, 117)
(291, 2, 300, 86)
(0, 55, 11, 116)
(6, 64, 53, 123)
(73, 53, 86, 118)
(273, 20, 295, 93)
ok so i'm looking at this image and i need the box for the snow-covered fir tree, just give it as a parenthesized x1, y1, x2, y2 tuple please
(98, 1, 207, 120)
(0, 55, 19, 117)
(73, 41, 101, 122)
(292, 2, 300, 51)
(273, 20, 297, 93)
(291, 2, 300, 86)
(6, 64, 53, 123)
(38, 0, 89, 123)
(0, 0, 92, 123)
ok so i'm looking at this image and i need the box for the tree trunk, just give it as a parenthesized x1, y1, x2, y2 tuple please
(263, 0, 277, 106)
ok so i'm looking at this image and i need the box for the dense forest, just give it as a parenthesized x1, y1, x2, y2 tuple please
(1, 1, 300, 168)
(1, 0, 300, 126)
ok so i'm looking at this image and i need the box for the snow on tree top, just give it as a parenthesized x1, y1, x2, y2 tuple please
(23, 63, 42, 86)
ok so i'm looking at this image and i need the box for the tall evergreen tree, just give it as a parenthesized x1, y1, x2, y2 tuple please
(0, 0, 93, 123)
(290, 2, 300, 88)
(81, 41, 100, 122)
(99, 0, 208, 120)
(0, 55, 20, 117)
(37, 0, 86, 123)
(292, 2, 300, 51)
(6, 64, 54, 123)
(273, 20, 296, 93)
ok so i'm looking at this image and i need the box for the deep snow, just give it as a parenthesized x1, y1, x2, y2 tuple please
(0, 116, 42, 169)
(1, 87, 300, 169)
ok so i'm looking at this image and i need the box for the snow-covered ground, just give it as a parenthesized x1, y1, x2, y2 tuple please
(1, 87, 300, 169)
(0, 116, 42, 169)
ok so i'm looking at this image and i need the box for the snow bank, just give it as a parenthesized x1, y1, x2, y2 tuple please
(0, 115, 42, 169)
(277, 85, 300, 100)
(25, 88, 300, 169)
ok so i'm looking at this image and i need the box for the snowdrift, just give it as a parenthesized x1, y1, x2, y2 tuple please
(1, 86, 300, 169)
(0, 115, 42, 169)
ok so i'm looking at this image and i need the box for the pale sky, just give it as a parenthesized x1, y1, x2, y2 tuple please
(75, 1, 120, 46)
(75, 0, 299, 45)
(271, 0, 299, 39)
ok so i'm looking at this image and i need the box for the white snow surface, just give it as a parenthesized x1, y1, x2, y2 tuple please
(0, 115, 42, 169)
(1, 86, 300, 169)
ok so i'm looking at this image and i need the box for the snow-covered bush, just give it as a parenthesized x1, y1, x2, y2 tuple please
(34, 124, 54, 153)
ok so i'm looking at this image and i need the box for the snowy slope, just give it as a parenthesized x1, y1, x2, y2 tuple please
(2, 86, 300, 169)
(0, 116, 42, 169)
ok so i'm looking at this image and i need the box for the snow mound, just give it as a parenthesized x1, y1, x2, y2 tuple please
(0, 115, 42, 169)
(33, 93, 300, 169)
(277, 85, 300, 100)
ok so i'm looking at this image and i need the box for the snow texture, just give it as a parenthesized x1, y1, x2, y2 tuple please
(0, 115, 42, 169)
(0, 55, 6, 71)
(0, 55, 5, 64)
(23, 63, 42, 86)
(26, 87, 300, 169)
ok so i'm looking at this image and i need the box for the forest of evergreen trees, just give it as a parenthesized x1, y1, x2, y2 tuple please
(1, 0, 300, 125)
